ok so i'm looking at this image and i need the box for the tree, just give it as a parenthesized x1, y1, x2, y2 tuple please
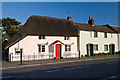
(2, 17, 23, 49)
(2, 17, 23, 38)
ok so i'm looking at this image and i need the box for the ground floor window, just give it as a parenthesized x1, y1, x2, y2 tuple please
(38, 44, 45, 53)
(65, 45, 71, 51)
(93, 44, 98, 51)
(104, 45, 108, 51)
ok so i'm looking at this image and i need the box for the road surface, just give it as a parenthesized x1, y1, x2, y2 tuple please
(2, 58, 120, 79)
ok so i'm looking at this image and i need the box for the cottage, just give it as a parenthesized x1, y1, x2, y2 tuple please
(5, 15, 120, 61)
(5, 15, 79, 61)
(76, 17, 119, 56)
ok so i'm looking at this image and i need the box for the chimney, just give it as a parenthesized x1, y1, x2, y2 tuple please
(88, 16, 94, 26)
(67, 16, 72, 20)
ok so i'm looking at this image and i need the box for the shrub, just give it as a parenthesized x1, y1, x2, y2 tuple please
(81, 55, 83, 57)
(115, 51, 120, 54)
(85, 55, 90, 57)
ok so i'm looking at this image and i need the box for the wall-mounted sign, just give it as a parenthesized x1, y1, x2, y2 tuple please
(15, 49, 21, 53)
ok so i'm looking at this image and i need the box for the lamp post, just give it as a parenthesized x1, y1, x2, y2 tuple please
(20, 49, 22, 65)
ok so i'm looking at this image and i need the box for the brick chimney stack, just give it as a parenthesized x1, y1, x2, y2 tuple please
(88, 16, 94, 26)
(67, 16, 72, 20)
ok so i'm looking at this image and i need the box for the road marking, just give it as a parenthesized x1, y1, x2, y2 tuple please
(64, 67, 76, 70)
(46, 69, 62, 72)
(2, 76, 12, 79)
(103, 74, 120, 80)
(46, 65, 90, 72)
(106, 62, 118, 64)
(3, 56, 117, 70)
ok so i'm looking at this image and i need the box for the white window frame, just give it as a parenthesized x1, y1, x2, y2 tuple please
(38, 44, 45, 53)
(93, 44, 98, 51)
(90, 31, 92, 37)
(94, 31, 98, 38)
(64, 36, 70, 40)
(39, 35, 45, 39)
(111, 33, 112, 38)
(104, 45, 108, 51)
(104, 32, 107, 38)
(65, 45, 71, 51)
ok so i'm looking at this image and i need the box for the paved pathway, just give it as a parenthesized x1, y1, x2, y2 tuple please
(2, 55, 119, 70)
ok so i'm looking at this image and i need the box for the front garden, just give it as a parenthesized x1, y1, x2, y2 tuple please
(83, 51, 120, 57)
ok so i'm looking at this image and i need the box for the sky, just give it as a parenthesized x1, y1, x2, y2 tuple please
(2, 2, 119, 26)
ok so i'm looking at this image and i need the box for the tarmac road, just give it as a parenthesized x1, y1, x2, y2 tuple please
(2, 57, 120, 79)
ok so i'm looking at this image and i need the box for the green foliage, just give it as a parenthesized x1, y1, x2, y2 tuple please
(85, 51, 120, 57)
(1, 17, 23, 49)
(85, 54, 90, 57)
(114, 51, 120, 54)
(2, 17, 23, 38)
(2, 33, 10, 41)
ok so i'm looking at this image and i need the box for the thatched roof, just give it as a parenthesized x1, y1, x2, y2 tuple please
(5, 15, 120, 49)
(76, 23, 119, 33)
(5, 15, 79, 49)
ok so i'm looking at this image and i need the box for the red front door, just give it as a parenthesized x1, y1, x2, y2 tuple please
(55, 44, 61, 59)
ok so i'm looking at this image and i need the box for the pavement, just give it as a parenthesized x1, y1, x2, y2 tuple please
(2, 55, 119, 70)
(2, 55, 120, 79)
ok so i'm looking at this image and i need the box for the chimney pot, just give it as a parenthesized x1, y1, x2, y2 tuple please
(92, 17, 94, 20)
(67, 16, 72, 20)
(89, 16, 91, 20)
(88, 16, 94, 26)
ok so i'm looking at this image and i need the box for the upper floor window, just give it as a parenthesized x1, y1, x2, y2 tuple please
(90, 31, 92, 37)
(104, 45, 108, 51)
(104, 32, 107, 38)
(64, 36, 70, 40)
(38, 44, 45, 53)
(111, 33, 112, 38)
(65, 45, 71, 51)
(94, 31, 98, 38)
(39, 35, 45, 39)
(93, 44, 98, 51)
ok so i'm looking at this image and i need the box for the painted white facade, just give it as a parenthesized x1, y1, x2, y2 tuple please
(79, 30, 119, 56)
(9, 35, 78, 61)
(118, 33, 120, 51)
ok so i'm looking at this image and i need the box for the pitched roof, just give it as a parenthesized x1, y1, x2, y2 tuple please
(106, 24, 120, 33)
(75, 23, 119, 33)
(5, 15, 120, 49)
(5, 15, 79, 49)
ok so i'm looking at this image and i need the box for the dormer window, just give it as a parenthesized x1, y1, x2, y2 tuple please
(39, 35, 45, 39)
(104, 32, 107, 38)
(64, 36, 70, 40)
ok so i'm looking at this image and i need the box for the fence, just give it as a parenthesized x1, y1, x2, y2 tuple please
(9, 52, 79, 62)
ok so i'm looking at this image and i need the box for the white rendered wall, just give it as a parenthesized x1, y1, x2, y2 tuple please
(119, 33, 120, 51)
(79, 30, 118, 56)
(9, 35, 78, 61)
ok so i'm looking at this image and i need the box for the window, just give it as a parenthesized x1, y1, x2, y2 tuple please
(64, 36, 70, 40)
(65, 45, 71, 51)
(38, 44, 45, 53)
(39, 35, 45, 39)
(93, 44, 98, 51)
(111, 33, 112, 38)
(104, 32, 107, 38)
(94, 31, 98, 38)
(104, 45, 108, 51)
(90, 31, 92, 37)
